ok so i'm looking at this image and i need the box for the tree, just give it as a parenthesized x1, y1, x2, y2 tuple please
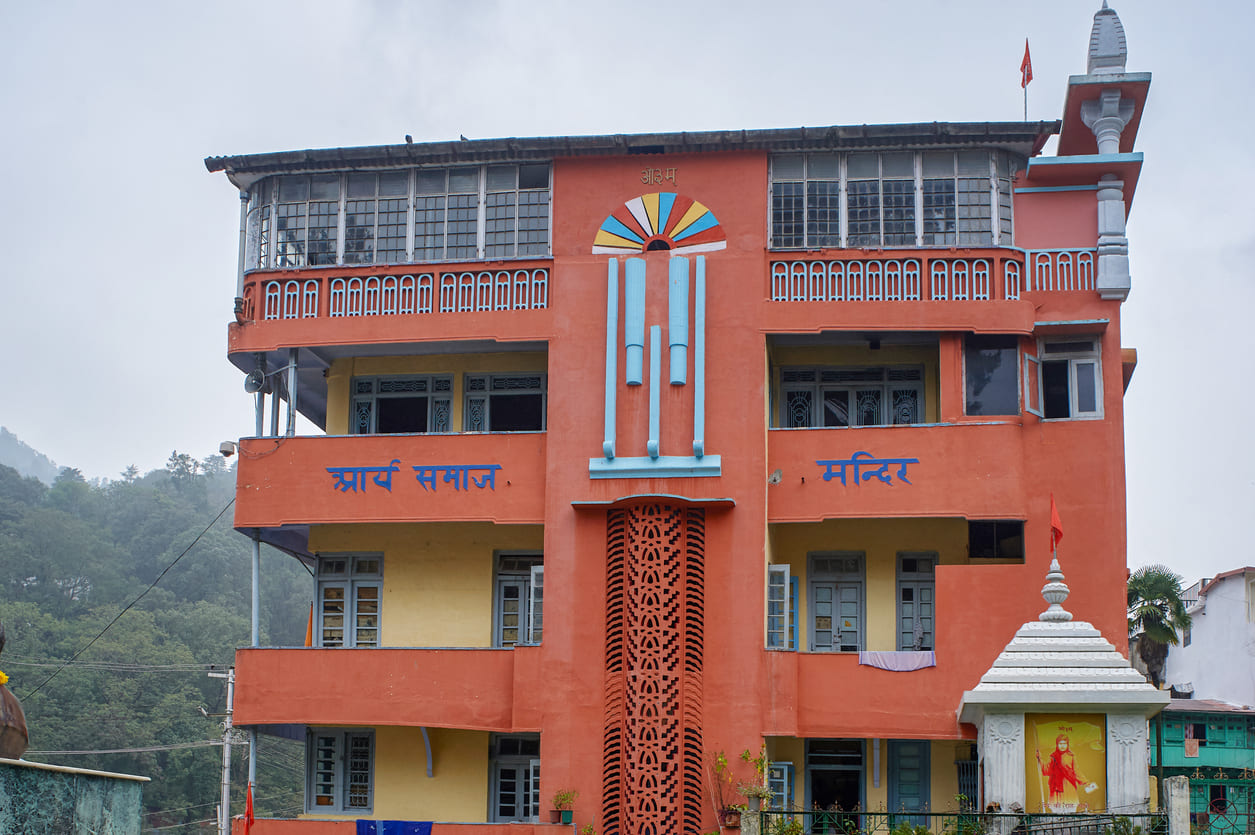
(1127, 564, 1192, 688)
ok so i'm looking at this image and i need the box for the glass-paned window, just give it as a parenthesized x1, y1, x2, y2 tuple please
(491, 735, 541, 823)
(344, 171, 409, 265)
(495, 555, 543, 647)
(768, 150, 1020, 249)
(307, 730, 373, 813)
(897, 553, 935, 651)
(446, 167, 479, 260)
(316, 555, 382, 648)
(964, 334, 1019, 416)
(881, 152, 916, 246)
(969, 520, 1024, 559)
(922, 152, 957, 246)
(767, 565, 797, 650)
(275, 176, 310, 268)
(768, 762, 795, 811)
(771, 155, 839, 249)
(486, 164, 551, 259)
(809, 553, 863, 652)
(1039, 338, 1102, 419)
(846, 153, 880, 247)
(351, 375, 453, 434)
(997, 152, 1017, 241)
(464, 374, 546, 432)
(245, 164, 551, 268)
(780, 367, 924, 428)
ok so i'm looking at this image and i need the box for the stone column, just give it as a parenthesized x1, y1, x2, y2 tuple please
(982, 714, 1026, 817)
(1095, 175, 1131, 300)
(1107, 713, 1152, 812)
(1165, 776, 1190, 835)
(1081, 89, 1134, 155)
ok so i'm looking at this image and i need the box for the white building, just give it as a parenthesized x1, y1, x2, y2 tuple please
(1163, 567, 1255, 708)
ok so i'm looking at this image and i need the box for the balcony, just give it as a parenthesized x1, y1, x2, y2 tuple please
(762, 561, 1038, 739)
(234, 432, 546, 530)
(234, 820, 565, 834)
(767, 422, 1027, 523)
(233, 646, 543, 732)
(229, 261, 554, 355)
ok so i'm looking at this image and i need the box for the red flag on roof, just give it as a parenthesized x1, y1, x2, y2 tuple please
(1050, 494, 1064, 552)
(1021, 40, 1034, 88)
(244, 782, 255, 834)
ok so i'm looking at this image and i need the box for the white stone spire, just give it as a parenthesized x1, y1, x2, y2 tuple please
(1039, 557, 1074, 622)
(1087, 2, 1128, 75)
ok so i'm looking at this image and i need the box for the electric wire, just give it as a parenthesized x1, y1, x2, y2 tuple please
(20, 497, 236, 700)
(150, 817, 219, 831)
(26, 740, 224, 755)
(5, 658, 226, 672)
(144, 791, 298, 819)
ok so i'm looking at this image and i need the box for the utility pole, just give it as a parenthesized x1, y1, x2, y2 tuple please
(208, 667, 236, 835)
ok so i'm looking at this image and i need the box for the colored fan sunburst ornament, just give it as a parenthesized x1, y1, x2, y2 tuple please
(593, 193, 726, 255)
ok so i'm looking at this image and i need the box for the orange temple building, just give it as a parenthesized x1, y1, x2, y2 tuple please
(208, 5, 1153, 833)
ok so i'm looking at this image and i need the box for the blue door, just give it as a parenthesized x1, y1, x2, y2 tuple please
(888, 740, 930, 825)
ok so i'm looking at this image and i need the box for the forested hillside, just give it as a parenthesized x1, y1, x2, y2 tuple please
(0, 426, 60, 484)
(0, 455, 312, 831)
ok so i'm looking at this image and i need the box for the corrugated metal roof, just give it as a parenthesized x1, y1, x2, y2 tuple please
(205, 120, 1060, 189)
(1162, 699, 1255, 715)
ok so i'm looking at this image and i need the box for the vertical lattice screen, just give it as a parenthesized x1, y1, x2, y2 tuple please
(603, 504, 705, 835)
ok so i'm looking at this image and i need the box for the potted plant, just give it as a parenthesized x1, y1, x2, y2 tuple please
(552, 789, 579, 824)
(737, 747, 773, 811)
(738, 780, 774, 812)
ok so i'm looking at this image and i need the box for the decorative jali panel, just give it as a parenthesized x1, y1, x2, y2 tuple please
(603, 504, 705, 835)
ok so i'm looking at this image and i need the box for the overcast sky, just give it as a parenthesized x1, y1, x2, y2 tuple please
(1, 1, 1250, 584)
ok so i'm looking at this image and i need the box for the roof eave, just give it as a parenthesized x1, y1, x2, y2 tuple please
(205, 121, 1061, 190)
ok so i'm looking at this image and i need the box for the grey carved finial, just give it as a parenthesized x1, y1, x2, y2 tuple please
(1088, 2, 1128, 74)
(1040, 558, 1074, 622)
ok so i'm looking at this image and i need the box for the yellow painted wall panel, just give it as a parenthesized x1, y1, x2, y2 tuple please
(374, 727, 491, 821)
(770, 518, 967, 652)
(325, 352, 548, 436)
(309, 522, 543, 647)
(930, 740, 968, 811)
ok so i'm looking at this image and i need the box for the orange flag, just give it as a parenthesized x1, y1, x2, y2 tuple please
(245, 782, 255, 834)
(304, 603, 314, 647)
(1020, 39, 1033, 88)
(1050, 494, 1064, 551)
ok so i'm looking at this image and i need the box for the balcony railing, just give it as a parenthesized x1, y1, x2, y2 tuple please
(240, 264, 550, 323)
(233, 646, 543, 731)
(234, 433, 547, 530)
(234, 820, 568, 834)
(769, 249, 1095, 303)
(766, 423, 1029, 523)
(756, 809, 1166, 835)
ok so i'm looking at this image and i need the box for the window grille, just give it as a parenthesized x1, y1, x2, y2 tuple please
(307, 730, 374, 813)
(464, 374, 546, 432)
(350, 375, 453, 434)
(780, 366, 924, 428)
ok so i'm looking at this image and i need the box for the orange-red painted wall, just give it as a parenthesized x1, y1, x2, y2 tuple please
(230, 145, 1131, 827)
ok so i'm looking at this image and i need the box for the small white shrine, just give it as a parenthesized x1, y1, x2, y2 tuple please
(958, 557, 1168, 814)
